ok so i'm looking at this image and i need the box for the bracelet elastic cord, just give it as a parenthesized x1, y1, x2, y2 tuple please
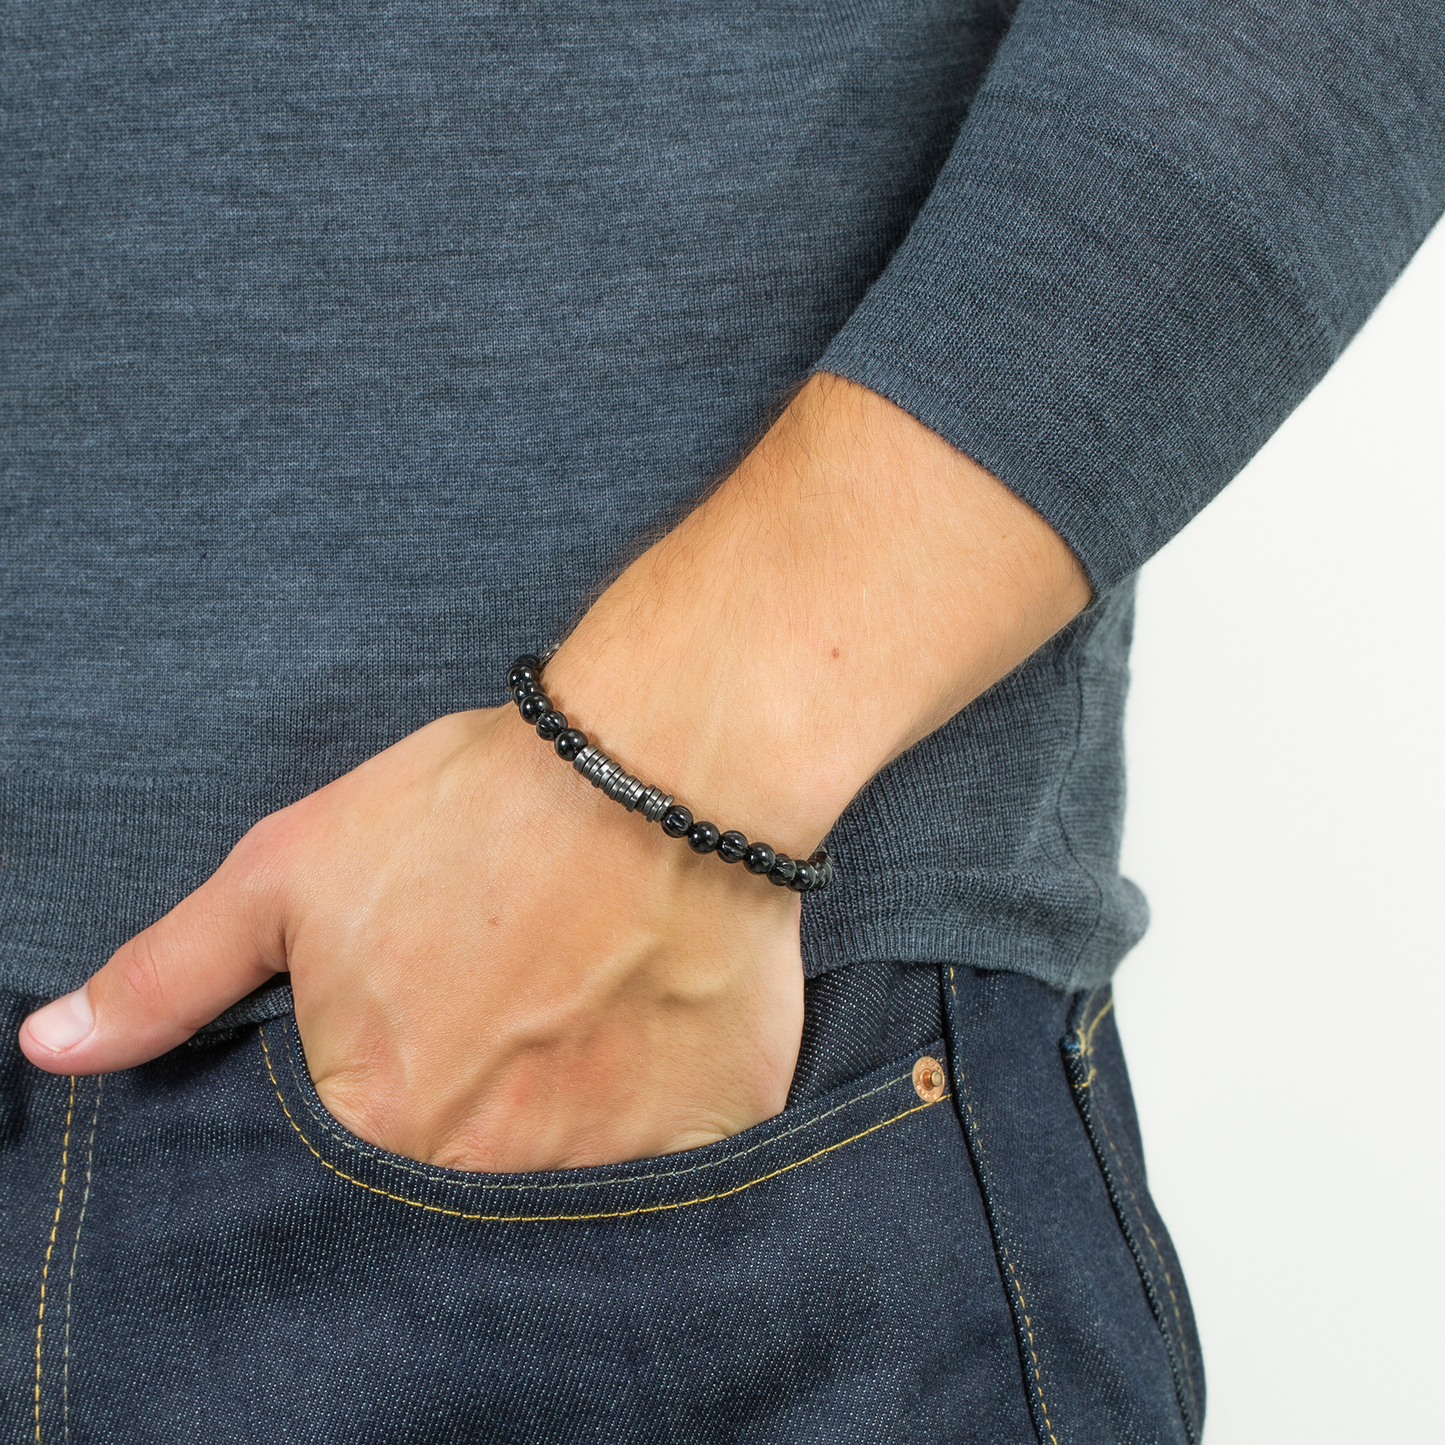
(506, 654, 834, 893)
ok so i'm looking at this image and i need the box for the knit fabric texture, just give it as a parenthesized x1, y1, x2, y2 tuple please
(3, 2, 1442, 998)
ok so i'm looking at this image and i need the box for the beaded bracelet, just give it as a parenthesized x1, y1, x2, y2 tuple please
(506, 654, 834, 893)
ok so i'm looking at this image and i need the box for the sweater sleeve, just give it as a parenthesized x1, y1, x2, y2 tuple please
(815, 0, 1445, 593)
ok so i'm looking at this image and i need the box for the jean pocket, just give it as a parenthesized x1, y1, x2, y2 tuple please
(4, 1000, 1044, 1444)
(259, 1011, 952, 1223)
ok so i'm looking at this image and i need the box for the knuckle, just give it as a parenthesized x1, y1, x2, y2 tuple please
(224, 810, 303, 922)
(314, 1069, 394, 1147)
(306, 1028, 399, 1146)
(113, 930, 170, 1010)
(228, 814, 287, 886)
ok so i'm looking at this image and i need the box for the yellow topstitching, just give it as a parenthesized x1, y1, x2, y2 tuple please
(272, 1023, 917, 1194)
(63, 1077, 103, 1445)
(34, 1076, 76, 1445)
(1074, 991, 1114, 1056)
(260, 1028, 945, 1223)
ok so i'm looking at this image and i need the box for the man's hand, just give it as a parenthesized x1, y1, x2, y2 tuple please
(18, 374, 1088, 1169)
(18, 708, 806, 1170)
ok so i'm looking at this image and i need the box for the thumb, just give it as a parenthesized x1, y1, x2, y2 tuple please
(19, 837, 288, 1074)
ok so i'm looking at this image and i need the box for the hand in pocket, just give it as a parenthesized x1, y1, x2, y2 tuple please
(19, 707, 806, 1171)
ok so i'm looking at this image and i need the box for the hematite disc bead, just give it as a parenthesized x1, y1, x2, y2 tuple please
(555, 728, 588, 761)
(506, 656, 542, 690)
(687, 821, 721, 854)
(768, 855, 796, 887)
(637, 786, 673, 824)
(717, 830, 748, 864)
(535, 710, 567, 741)
(789, 861, 819, 892)
(744, 842, 776, 875)
(660, 805, 693, 838)
(519, 692, 550, 724)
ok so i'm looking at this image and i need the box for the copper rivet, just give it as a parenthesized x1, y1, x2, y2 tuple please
(913, 1055, 946, 1103)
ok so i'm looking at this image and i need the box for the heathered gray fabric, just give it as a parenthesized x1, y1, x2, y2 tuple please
(2, 3, 1441, 1001)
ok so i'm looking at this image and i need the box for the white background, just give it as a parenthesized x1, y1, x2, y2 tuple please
(1114, 217, 1444, 1442)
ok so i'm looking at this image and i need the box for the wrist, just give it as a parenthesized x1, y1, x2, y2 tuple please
(472, 701, 808, 933)
(535, 372, 1089, 863)
(539, 625, 856, 860)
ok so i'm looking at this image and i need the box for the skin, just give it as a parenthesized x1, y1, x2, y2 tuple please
(18, 374, 1090, 1171)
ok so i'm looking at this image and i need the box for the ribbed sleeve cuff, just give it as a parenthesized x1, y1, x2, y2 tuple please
(816, 91, 1337, 594)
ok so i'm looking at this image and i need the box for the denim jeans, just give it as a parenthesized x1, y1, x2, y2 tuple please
(0, 964, 1202, 1443)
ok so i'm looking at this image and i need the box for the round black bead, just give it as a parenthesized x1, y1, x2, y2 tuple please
(717, 830, 748, 864)
(555, 728, 588, 761)
(535, 710, 567, 741)
(518, 691, 551, 723)
(744, 842, 776, 875)
(506, 656, 542, 690)
(687, 821, 721, 854)
(768, 855, 797, 887)
(789, 861, 819, 892)
(512, 679, 543, 706)
(661, 805, 693, 838)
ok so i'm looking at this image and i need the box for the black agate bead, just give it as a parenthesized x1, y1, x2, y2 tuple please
(767, 855, 797, 887)
(744, 842, 776, 875)
(717, 830, 749, 864)
(519, 691, 551, 724)
(687, 821, 721, 854)
(660, 805, 693, 838)
(555, 728, 588, 761)
(535, 710, 567, 741)
(513, 679, 543, 706)
(506, 656, 542, 690)
(789, 861, 819, 892)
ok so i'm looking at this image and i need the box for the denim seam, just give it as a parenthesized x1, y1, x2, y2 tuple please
(34, 1076, 76, 1445)
(261, 1029, 947, 1221)
(272, 1020, 925, 1194)
(62, 1077, 102, 1445)
(1074, 993, 1200, 1435)
(948, 966, 1061, 1445)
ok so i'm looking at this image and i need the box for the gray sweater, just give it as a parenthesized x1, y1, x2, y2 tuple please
(3, 1, 1442, 1001)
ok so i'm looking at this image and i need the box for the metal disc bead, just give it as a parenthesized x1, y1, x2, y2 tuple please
(717, 830, 748, 864)
(660, 805, 693, 838)
(535, 710, 567, 741)
(638, 787, 673, 823)
(555, 728, 589, 761)
(768, 855, 796, 887)
(744, 842, 775, 875)
(687, 821, 721, 854)
(519, 691, 550, 723)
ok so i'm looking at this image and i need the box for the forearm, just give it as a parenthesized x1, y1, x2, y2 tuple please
(543, 373, 1092, 855)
